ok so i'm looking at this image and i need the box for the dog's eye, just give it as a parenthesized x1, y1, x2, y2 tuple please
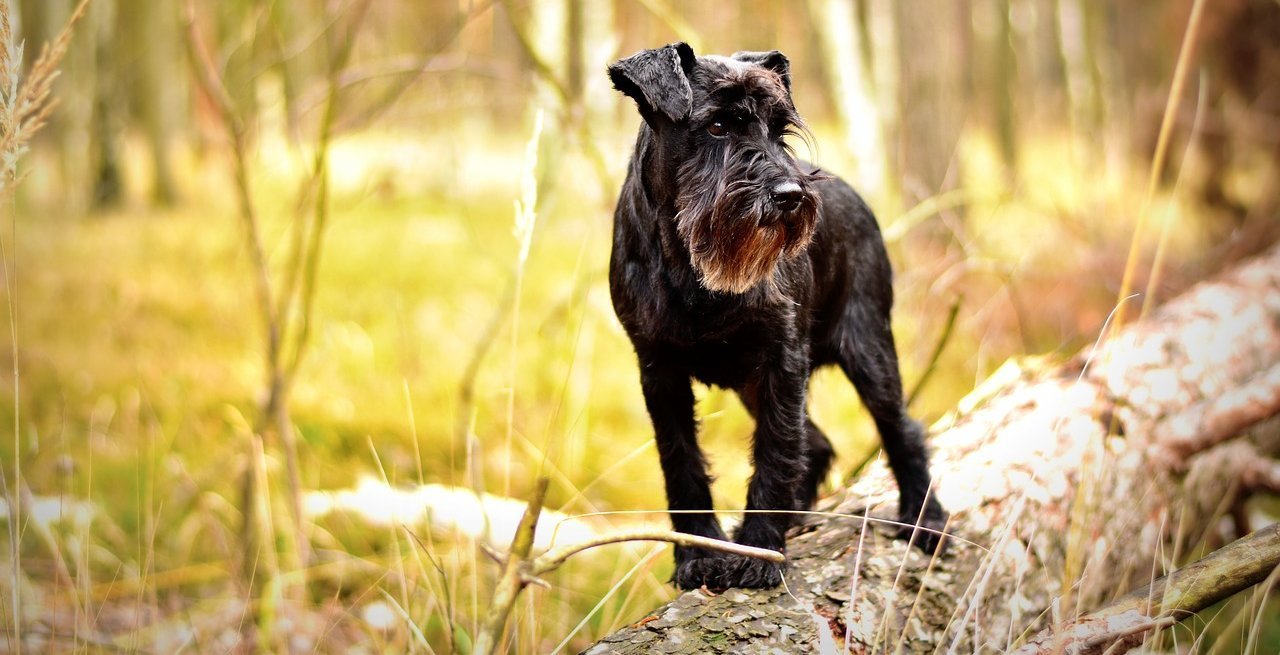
(707, 121, 728, 138)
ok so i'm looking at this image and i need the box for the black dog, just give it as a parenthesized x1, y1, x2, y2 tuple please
(607, 43, 947, 590)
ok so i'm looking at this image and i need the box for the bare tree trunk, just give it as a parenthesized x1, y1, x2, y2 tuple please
(133, 0, 181, 205)
(1058, 0, 1107, 163)
(586, 243, 1280, 653)
(993, 0, 1018, 175)
(805, 0, 887, 196)
(892, 0, 965, 205)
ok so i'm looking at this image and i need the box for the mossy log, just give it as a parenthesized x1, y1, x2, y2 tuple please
(586, 244, 1280, 654)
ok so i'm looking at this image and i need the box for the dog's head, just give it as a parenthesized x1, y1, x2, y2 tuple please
(610, 43, 825, 294)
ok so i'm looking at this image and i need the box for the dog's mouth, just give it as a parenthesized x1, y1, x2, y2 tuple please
(675, 175, 822, 294)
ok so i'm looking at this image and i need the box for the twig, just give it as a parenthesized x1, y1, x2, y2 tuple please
(471, 477, 788, 655)
(182, 4, 289, 614)
(531, 531, 785, 577)
(1087, 616, 1176, 652)
(473, 477, 550, 655)
(182, 0, 280, 396)
(335, 0, 496, 132)
(907, 296, 962, 408)
(882, 188, 975, 244)
(272, 3, 374, 575)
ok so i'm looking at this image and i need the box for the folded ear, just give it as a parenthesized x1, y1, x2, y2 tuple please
(608, 42, 696, 123)
(731, 50, 791, 93)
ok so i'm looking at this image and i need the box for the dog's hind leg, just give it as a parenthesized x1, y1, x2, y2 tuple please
(837, 301, 948, 553)
(800, 418, 834, 509)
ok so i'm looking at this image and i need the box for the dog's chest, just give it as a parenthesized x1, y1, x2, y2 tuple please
(621, 282, 788, 387)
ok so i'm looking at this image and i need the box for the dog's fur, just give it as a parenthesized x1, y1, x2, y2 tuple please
(608, 43, 947, 590)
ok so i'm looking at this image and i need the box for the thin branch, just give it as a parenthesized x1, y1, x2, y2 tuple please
(1086, 616, 1177, 652)
(283, 0, 373, 385)
(181, 0, 280, 385)
(907, 296, 962, 409)
(532, 531, 785, 578)
(1014, 522, 1280, 655)
(496, 0, 613, 191)
(474, 477, 550, 655)
(335, 0, 496, 132)
(180, 0, 244, 136)
(470, 476, 788, 655)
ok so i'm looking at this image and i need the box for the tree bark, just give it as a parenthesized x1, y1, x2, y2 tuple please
(586, 243, 1280, 653)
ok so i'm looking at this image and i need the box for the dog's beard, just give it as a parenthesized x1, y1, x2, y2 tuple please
(675, 153, 820, 294)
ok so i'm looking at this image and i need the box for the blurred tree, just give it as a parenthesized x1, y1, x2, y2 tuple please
(1191, 0, 1280, 224)
(806, 0, 888, 196)
(120, 0, 183, 205)
(1057, 0, 1108, 157)
(992, 0, 1018, 174)
(87, 0, 123, 209)
(892, 0, 967, 205)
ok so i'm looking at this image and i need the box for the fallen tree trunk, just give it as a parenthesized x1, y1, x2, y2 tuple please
(586, 244, 1280, 654)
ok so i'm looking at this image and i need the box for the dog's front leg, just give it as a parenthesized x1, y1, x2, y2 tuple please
(637, 354, 729, 589)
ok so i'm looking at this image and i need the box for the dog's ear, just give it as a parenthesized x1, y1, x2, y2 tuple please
(731, 50, 791, 93)
(608, 42, 696, 123)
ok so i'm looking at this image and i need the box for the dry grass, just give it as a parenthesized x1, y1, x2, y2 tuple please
(1, 2, 90, 653)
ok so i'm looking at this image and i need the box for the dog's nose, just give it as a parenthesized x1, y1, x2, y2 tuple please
(770, 182, 804, 213)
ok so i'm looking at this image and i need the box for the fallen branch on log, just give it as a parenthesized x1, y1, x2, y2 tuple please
(1014, 522, 1280, 655)
(585, 243, 1280, 653)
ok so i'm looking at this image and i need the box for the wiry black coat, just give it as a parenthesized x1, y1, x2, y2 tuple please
(608, 43, 946, 590)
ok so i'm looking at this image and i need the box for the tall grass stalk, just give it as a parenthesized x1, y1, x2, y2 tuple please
(1114, 0, 1205, 328)
(0, 1, 90, 650)
(505, 108, 544, 498)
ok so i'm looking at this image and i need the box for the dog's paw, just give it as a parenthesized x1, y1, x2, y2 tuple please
(673, 552, 785, 590)
(896, 502, 950, 555)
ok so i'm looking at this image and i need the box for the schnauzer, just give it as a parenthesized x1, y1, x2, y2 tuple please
(607, 43, 947, 590)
